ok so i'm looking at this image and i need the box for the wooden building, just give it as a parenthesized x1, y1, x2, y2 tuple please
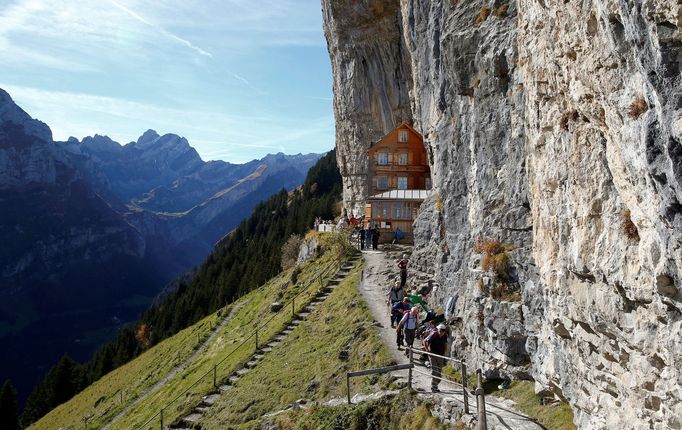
(365, 122, 432, 242)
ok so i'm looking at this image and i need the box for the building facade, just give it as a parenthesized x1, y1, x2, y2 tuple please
(365, 122, 431, 242)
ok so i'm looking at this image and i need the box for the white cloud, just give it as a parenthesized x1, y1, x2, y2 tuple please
(0, 84, 333, 162)
(107, 0, 213, 58)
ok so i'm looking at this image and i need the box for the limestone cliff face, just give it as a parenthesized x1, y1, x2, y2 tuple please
(322, 0, 412, 215)
(323, 0, 682, 428)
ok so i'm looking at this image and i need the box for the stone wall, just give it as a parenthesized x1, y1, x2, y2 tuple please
(323, 0, 682, 428)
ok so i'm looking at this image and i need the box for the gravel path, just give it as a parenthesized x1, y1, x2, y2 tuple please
(359, 248, 544, 430)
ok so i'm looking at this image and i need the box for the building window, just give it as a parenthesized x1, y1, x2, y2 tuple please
(397, 177, 408, 190)
(398, 153, 408, 165)
(425, 177, 432, 190)
(399, 130, 408, 142)
(377, 176, 388, 189)
(377, 152, 388, 164)
(394, 204, 401, 219)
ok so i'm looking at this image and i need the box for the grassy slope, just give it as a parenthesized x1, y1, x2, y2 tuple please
(201, 263, 396, 428)
(265, 391, 446, 430)
(30, 251, 341, 430)
(30, 311, 220, 430)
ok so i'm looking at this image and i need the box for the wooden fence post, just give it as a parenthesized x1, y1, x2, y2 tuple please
(346, 373, 351, 404)
(461, 361, 469, 414)
(255, 328, 259, 350)
(159, 408, 164, 430)
(213, 365, 217, 388)
(476, 369, 487, 430)
(408, 348, 413, 390)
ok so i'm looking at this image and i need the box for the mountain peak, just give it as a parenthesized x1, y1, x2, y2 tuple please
(0, 87, 53, 143)
(136, 129, 161, 148)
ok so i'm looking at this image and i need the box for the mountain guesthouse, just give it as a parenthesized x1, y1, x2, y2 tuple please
(365, 122, 432, 243)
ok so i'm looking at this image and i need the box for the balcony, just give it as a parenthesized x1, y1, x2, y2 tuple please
(372, 162, 428, 173)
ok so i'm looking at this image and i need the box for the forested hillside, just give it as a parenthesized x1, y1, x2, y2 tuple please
(19, 150, 342, 427)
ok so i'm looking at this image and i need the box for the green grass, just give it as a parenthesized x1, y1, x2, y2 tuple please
(112, 252, 343, 430)
(30, 311, 221, 430)
(30, 250, 343, 430)
(491, 381, 575, 430)
(240, 390, 446, 430)
(442, 366, 575, 430)
(200, 262, 396, 428)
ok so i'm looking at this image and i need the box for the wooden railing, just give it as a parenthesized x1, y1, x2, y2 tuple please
(347, 346, 489, 430)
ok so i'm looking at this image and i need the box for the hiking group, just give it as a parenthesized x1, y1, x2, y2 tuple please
(387, 253, 449, 393)
(358, 225, 380, 250)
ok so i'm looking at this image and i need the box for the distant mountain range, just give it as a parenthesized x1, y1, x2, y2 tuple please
(0, 87, 323, 404)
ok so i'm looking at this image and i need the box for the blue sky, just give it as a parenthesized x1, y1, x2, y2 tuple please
(0, 0, 334, 163)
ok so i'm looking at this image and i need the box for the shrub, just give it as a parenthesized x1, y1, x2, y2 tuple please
(628, 96, 648, 119)
(473, 238, 513, 256)
(475, 6, 491, 25)
(281, 234, 303, 270)
(319, 230, 353, 261)
(474, 239, 519, 302)
(493, 3, 510, 17)
(622, 209, 640, 241)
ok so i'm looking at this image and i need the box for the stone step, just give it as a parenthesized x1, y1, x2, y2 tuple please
(181, 413, 203, 424)
(281, 328, 294, 335)
(253, 353, 265, 360)
(290, 319, 302, 326)
(236, 367, 251, 376)
(261, 346, 273, 352)
(274, 334, 286, 341)
(195, 405, 210, 413)
(203, 393, 221, 405)
(246, 360, 260, 368)
(297, 311, 310, 318)
(310, 300, 324, 306)
(228, 375, 240, 384)
(218, 384, 231, 392)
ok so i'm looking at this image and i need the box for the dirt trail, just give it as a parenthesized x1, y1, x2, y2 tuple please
(359, 248, 543, 430)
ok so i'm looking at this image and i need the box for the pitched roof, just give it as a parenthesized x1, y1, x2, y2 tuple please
(369, 121, 423, 149)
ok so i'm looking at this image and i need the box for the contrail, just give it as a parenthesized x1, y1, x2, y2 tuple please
(108, 0, 213, 58)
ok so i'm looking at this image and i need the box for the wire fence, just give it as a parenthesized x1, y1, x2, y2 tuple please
(130, 256, 352, 430)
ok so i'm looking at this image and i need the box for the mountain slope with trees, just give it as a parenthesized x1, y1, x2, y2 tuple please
(20, 150, 342, 427)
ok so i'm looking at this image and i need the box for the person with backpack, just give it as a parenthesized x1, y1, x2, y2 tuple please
(397, 306, 419, 356)
(387, 281, 405, 327)
(396, 254, 409, 287)
(424, 323, 449, 392)
(391, 297, 412, 347)
(359, 226, 366, 250)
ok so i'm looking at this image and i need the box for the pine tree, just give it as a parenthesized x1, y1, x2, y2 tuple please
(0, 380, 19, 430)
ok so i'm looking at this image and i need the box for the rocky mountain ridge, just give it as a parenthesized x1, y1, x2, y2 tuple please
(0, 87, 323, 406)
(322, 1, 681, 428)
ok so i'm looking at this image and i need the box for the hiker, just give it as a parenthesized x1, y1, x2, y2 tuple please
(397, 254, 409, 287)
(397, 306, 419, 355)
(392, 297, 412, 346)
(371, 227, 380, 250)
(419, 320, 438, 363)
(359, 226, 366, 250)
(365, 227, 372, 249)
(388, 280, 405, 319)
(424, 323, 449, 392)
